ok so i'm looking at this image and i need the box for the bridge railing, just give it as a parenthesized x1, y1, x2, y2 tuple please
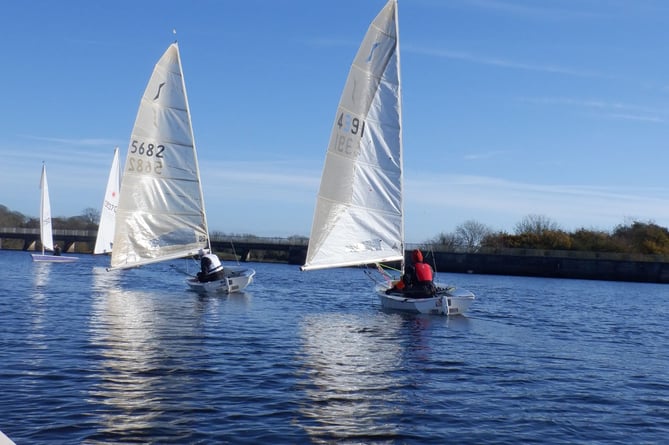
(0, 227, 97, 237)
(211, 234, 309, 246)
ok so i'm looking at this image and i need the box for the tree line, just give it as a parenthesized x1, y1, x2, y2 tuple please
(4, 205, 669, 256)
(0, 205, 100, 231)
(431, 214, 669, 255)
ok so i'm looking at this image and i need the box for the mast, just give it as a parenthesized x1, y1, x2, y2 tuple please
(174, 42, 212, 253)
(394, 0, 405, 273)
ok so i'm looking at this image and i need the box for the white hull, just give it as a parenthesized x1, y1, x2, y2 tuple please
(31, 254, 79, 263)
(377, 282, 475, 316)
(186, 266, 255, 294)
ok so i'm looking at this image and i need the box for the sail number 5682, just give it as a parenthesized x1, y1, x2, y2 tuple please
(131, 140, 165, 158)
(128, 140, 165, 175)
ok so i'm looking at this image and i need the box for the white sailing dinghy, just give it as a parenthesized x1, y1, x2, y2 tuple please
(301, 0, 474, 315)
(93, 146, 121, 255)
(31, 163, 78, 263)
(110, 42, 255, 293)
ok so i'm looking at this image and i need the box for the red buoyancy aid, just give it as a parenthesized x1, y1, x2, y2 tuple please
(414, 262, 433, 282)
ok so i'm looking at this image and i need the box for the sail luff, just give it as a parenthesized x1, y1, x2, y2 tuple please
(174, 43, 212, 253)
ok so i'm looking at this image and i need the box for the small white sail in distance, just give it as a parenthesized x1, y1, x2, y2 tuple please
(39, 163, 54, 253)
(94, 146, 121, 254)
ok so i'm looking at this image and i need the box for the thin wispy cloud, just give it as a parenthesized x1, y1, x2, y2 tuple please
(463, 150, 511, 161)
(460, 0, 606, 20)
(201, 159, 320, 198)
(403, 45, 601, 78)
(405, 173, 669, 233)
(307, 38, 359, 49)
(520, 97, 667, 123)
(20, 135, 120, 147)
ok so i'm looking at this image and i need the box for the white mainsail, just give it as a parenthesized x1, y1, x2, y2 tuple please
(111, 43, 209, 270)
(302, 0, 404, 271)
(39, 163, 54, 253)
(94, 147, 121, 254)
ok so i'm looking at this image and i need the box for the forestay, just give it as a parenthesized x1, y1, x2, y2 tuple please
(111, 43, 209, 270)
(302, 0, 404, 271)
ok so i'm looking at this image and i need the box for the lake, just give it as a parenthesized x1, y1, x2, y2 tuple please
(0, 250, 667, 444)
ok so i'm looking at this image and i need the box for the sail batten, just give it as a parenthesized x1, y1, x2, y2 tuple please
(303, 0, 403, 271)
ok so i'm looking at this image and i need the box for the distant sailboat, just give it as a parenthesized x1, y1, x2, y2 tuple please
(301, 0, 474, 315)
(31, 163, 78, 263)
(94, 147, 121, 254)
(110, 42, 255, 293)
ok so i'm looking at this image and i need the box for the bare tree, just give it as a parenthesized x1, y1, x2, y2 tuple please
(431, 231, 459, 250)
(81, 207, 101, 225)
(455, 220, 493, 252)
(514, 214, 560, 235)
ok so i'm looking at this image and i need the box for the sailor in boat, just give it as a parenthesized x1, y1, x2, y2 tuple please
(53, 244, 62, 256)
(387, 249, 437, 298)
(197, 249, 225, 283)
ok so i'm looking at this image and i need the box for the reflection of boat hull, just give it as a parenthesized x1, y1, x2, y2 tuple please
(31, 254, 79, 263)
(186, 266, 255, 293)
(377, 283, 475, 316)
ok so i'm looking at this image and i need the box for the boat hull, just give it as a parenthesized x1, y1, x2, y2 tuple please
(377, 282, 475, 316)
(31, 254, 79, 263)
(186, 266, 255, 294)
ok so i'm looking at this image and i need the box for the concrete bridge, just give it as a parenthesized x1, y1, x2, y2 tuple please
(0, 227, 309, 263)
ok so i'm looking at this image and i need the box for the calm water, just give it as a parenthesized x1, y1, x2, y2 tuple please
(0, 250, 668, 444)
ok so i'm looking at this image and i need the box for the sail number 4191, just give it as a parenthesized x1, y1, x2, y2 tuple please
(128, 140, 165, 175)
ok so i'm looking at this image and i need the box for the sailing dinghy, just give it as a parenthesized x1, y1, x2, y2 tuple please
(110, 42, 255, 293)
(93, 146, 121, 255)
(301, 0, 474, 315)
(31, 163, 78, 263)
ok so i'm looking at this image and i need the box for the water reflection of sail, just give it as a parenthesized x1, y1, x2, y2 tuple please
(298, 313, 404, 442)
(33, 262, 51, 289)
(30, 262, 52, 337)
(88, 267, 162, 437)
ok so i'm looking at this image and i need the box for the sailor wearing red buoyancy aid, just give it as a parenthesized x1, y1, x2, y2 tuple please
(386, 249, 437, 297)
(411, 249, 433, 282)
(397, 249, 436, 297)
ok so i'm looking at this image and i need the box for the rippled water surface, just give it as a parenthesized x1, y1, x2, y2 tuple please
(1, 250, 668, 444)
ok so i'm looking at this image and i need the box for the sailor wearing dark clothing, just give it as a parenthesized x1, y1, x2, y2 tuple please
(197, 251, 225, 283)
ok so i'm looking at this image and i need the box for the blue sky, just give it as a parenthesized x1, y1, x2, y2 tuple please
(2, 0, 669, 243)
